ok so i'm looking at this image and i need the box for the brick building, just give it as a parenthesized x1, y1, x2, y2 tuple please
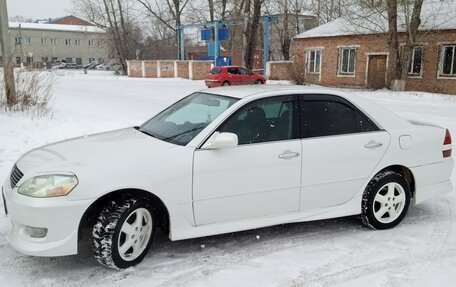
(292, 2, 456, 94)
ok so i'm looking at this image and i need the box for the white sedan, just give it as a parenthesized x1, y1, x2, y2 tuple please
(2, 86, 453, 269)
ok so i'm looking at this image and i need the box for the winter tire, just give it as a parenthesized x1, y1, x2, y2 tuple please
(361, 171, 411, 230)
(255, 79, 263, 84)
(92, 198, 156, 269)
(222, 81, 230, 86)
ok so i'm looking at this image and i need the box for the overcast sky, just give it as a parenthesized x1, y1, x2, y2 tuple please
(6, 0, 74, 19)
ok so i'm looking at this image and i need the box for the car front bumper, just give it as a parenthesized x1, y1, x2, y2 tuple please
(205, 80, 222, 87)
(2, 180, 91, 257)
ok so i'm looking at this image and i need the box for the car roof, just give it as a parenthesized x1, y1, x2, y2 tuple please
(200, 85, 343, 99)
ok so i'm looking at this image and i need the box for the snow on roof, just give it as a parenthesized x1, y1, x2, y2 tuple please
(8, 22, 105, 34)
(294, 0, 456, 39)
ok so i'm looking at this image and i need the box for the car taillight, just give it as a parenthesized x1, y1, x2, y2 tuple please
(443, 129, 452, 158)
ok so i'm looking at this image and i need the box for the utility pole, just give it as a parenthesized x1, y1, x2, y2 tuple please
(0, 0, 16, 106)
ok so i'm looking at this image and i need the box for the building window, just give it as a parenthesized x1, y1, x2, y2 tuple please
(23, 37, 32, 45)
(88, 39, 94, 47)
(440, 45, 456, 77)
(65, 39, 72, 46)
(89, 58, 96, 63)
(15, 37, 21, 45)
(42, 57, 49, 63)
(26, 56, 33, 64)
(51, 57, 58, 62)
(16, 56, 21, 65)
(41, 38, 47, 45)
(50, 38, 56, 45)
(97, 40, 103, 47)
(408, 46, 423, 76)
(66, 57, 73, 63)
(307, 49, 321, 74)
(75, 39, 81, 46)
(338, 47, 356, 75)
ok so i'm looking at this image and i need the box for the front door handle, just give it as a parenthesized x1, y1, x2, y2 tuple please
(364, 141, 383, 149)
(278, 151, 300, 159)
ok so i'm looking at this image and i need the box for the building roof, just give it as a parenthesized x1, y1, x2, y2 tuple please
(47, 15, 95, 26)
(8, 22, 105, 33)
(294, 0, 456, 39)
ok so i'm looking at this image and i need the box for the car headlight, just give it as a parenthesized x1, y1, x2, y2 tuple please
(18, 174, 78, 198)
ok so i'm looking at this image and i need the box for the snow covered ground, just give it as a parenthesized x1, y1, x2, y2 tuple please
(0, 71, 455, 287)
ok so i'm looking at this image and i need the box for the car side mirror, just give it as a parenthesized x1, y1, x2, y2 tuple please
(202, 132, 238, 149)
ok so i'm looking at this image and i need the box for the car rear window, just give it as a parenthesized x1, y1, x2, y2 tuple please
(209, 68, 222, 75)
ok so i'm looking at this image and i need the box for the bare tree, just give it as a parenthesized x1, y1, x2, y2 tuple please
(136, 0, 189, 58)
(310, 0, 344, 24)
(73, 0, 144, 73)
(243, 0, 263, 69)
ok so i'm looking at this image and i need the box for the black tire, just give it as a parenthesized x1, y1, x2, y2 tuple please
(92, 198, 156, 269)
(222, 81, 230, 86)
(255, 79, 263, 84)
(361, 171, 411, 230)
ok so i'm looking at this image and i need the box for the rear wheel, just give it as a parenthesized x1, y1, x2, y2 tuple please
(92, 198, 156, 269)
(222, 81, 230, 86)
(361, 171, 411, 230)
(255, 79, 263, 84)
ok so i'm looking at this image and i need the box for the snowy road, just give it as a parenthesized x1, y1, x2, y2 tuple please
(0, 71, 455, 287)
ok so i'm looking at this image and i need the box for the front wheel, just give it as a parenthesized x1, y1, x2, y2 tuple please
(361, 171, 411, 230)
(92, 198, 156, 269)
(222, 81, 230, 86)
(255, 79, 263, 85)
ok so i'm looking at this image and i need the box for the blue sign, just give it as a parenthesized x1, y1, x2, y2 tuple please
(201, 29, 211, 41)
(200, 27, 230, 41)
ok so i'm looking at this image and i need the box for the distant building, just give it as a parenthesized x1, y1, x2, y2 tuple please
(47, 15, 95, 26)
(0, 19, 109, 67)
(292, 2, 456, 94)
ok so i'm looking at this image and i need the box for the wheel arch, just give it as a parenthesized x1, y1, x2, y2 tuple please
(78, 188, 170, 241)
(374, 165, 416, 199)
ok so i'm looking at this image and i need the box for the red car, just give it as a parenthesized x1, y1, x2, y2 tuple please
(205, 66, 266, 88)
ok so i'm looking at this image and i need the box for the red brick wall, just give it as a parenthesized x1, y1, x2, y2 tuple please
(292, 30, 456, 94)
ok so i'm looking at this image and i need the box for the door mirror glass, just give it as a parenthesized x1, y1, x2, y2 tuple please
(203, 132, 238, 149)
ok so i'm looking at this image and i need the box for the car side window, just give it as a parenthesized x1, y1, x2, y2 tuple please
(300, 95, 379, 138)
(227, 68, 240, 75)
(218, 96, 298, 145)
(239, 68, 251, 75)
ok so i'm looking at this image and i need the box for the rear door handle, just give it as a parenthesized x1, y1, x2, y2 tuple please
(364, 141, 383, 149)
(278, 151, 300, 159)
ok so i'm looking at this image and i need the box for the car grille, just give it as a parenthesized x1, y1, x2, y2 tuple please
(10, 164, 24, 188)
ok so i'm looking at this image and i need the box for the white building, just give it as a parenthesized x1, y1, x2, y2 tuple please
(1, 22, 109, 67)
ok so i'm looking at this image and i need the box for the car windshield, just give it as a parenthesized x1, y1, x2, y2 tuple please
(139, 92, 238, 145)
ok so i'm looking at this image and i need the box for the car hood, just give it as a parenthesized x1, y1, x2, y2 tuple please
(16, 127, 177, 176)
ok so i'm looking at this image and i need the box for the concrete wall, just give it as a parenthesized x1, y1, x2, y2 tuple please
(127, 60, 213, 80)
(144, 61, 158, 78)
(292, 30, 456, 94)
(176, 61, 189, 79)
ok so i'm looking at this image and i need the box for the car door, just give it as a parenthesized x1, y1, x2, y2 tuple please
(193, 95, 302, 225)
(239, 68, 255, 84)
(227, 67, 241, 85)
(299, 94, 390, 210)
